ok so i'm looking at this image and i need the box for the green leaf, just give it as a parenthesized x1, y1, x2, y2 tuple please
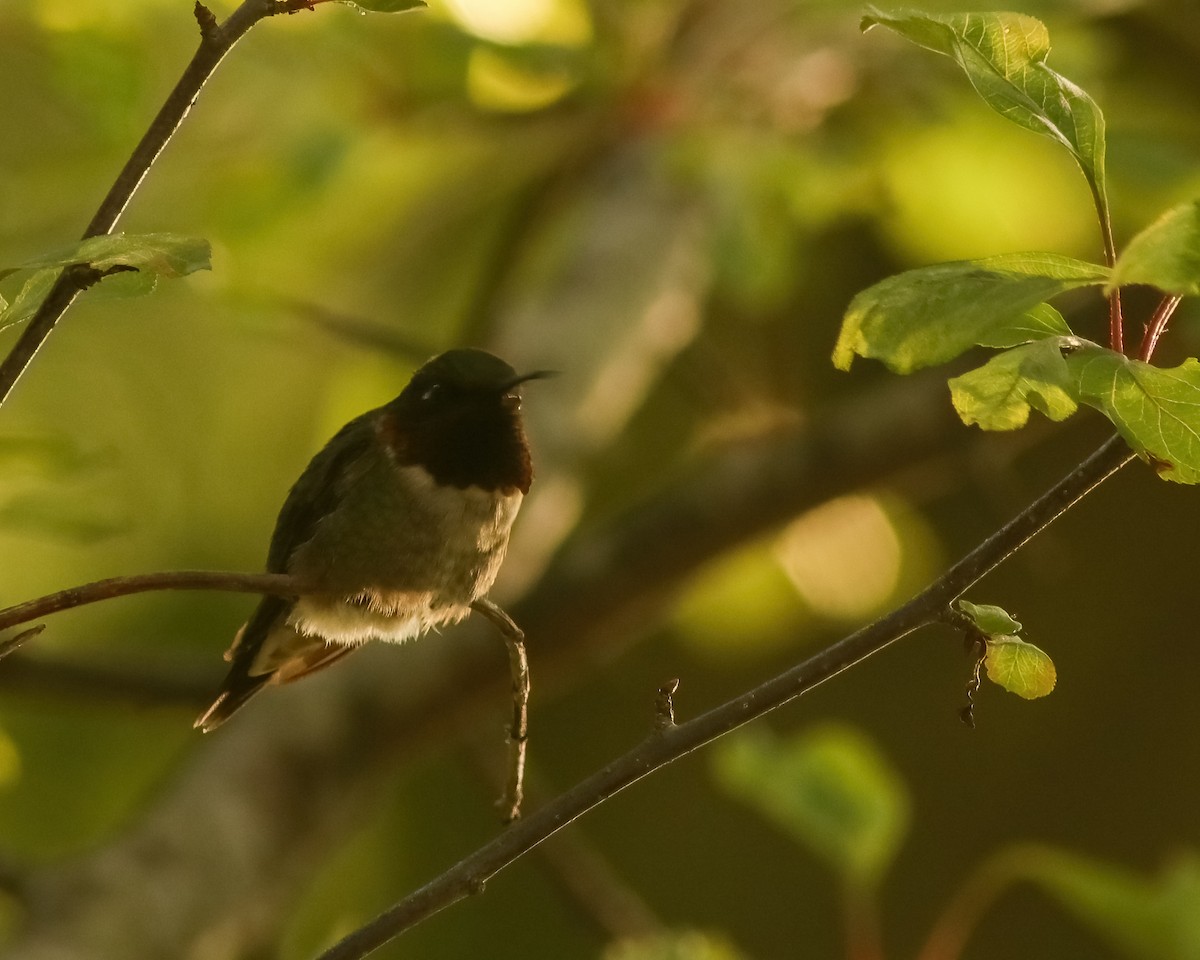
(984, 636, 1056, 699)
(714, 725, 908, 888)
(1017, 848, 1200, 960)
(0, 234, 209, 328)
(6, 233, 211, 278)
(1066, 345, 1200, 484)
(956, 600, 1022, 636)
(949, 338, 1078, 430)
(337, 0, 425, 11)
(833, 254, 1107, 373)
(0, 269, 58, 330)
(1109, 199, 1200, 295)
(977, 302, 1072, 349)
(862, 8, 1109, 223)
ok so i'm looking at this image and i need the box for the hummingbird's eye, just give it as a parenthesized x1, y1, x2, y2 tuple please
(421, 384, 442, 404)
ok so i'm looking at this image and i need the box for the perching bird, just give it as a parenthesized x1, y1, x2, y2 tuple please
(195, 348, 549, 732)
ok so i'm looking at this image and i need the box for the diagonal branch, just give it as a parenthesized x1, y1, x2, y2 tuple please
(0, 0, 317, 406)
(317, 435, 1134, 960)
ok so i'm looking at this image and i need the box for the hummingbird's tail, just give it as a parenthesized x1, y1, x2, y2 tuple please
(194, 595, 290, 733)
(195, 595, 360, 732)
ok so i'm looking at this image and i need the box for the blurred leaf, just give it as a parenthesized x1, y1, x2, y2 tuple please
(833, 254, 1107, 373)
(1017, 848, 1200, 960)
(1066, 345, 1200, 484)
(603, 931, 746, 960)
(977, 302, 1072, 349)
(984, 636, 1056, 699)
(337, 0, 425, 12)
(957, 600, 1022, 635)
(949, 339, 1078, 430)
(862, 8, 1108, 225)
(1108, 199, 1200, 295)
(0, 435, 124, 542)
(714, 725, 908, 888)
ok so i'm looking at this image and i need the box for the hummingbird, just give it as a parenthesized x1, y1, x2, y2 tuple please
(195, 348, 549, 732)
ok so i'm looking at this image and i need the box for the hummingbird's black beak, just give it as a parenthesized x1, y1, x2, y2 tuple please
(502, 369, 558, 392)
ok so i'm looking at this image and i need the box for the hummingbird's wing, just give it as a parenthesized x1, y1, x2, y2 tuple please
(195, 410, 382, 732)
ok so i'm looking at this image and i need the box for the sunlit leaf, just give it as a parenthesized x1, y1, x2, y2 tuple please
(976, 302, 1072, 349)
(862, 8, 1108, 223)
(714, 725, 908, 887)
(949, 339, 1078, 430)
(1017, 848, 1200, 960)
(1066, 345, 1200, 484)
(957, 600, 1022, 636)
(833, 254, 1107, 373)
(984, 636, 1056, 699)
(1108, 199, 1200, 295)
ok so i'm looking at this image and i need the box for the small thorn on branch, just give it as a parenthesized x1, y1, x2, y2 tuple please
(193, 2, 220, 41)
(654, 678, 680, 730)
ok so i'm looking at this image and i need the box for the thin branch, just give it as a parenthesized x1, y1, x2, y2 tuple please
(470, 598, 530, 822)
(316, 435, 1135, 960)
(1137, 293, 1184, 363)
(0, 0, 292, 406)
(0, 571, 297, 634)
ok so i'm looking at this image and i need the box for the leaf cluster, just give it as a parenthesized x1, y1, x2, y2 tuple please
(838, 9, 1200, 483)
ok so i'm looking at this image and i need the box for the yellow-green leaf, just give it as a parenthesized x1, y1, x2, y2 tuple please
(985, 636, 1056, 699)
(834, 254, 1107, 374)
(949, 339, 1078, 431)
(1109, 199, 1200, 295)
(1066, 345, 1200, 484)
(957, 600, 1022, 636)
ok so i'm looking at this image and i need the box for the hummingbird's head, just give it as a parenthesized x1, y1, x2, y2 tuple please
(388, 349, 553, 493)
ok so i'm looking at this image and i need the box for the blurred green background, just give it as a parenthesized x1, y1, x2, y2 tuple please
(1, 0, 1199, 957)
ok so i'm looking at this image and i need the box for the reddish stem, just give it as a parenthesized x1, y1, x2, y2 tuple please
(1137, 294, 1183, 362)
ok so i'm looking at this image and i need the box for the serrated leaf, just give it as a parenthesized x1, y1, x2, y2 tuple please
(950, 339, 1078, 430)
(1066, 345, 1200, 484)
(1108, 199, 1200, 295)
(714, 725, 908, 888)
(1019, 849, 1200, 960)
(977, 302, 1073, 349)
(833, 254, 1107, 373)
(337, 0, 425, 11)
(957, 600, 1022, 636)
(862, 8, 1108, 222)
(984, 636, 1056, 699)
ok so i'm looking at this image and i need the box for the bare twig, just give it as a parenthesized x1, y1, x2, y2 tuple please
(316, 436, 1135, 960)
(470, 598, 530, 822)
(0, 571, 297, 634)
